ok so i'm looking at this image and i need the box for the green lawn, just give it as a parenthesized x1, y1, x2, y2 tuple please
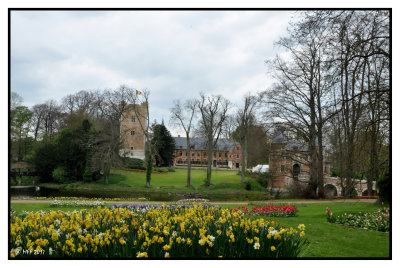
(106, 168, 262, 190)
(10, 201, 390, 258)
(38, 169, 269, 200)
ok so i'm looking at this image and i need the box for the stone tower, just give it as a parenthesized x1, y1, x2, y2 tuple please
(269, 132, 289, 188)
(120, 102, 148, 160)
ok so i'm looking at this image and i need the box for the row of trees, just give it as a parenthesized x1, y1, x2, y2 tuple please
(10, 88, 175, 186)
(263, 10, 390, 198)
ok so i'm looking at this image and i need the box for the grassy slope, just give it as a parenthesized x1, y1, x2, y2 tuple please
(106, 168, 264, 190)
(39, 169, 267, 198)
(10, 201, 390, 258)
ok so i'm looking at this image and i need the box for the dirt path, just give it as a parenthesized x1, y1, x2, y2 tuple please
(10, 199, 378, 205)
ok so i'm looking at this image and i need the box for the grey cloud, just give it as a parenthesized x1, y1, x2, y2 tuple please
(11, 10, 294, 126)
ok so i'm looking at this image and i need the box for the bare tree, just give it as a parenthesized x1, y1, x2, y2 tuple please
(30, 104, 47, 141)
(232, 93, 260, 183)
(170, 99, 197, 187)
(90, 86, 130, 184)
(263, 12, 338, 198)
(197, 93, 230, 186)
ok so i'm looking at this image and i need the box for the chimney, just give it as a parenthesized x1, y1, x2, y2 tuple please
(178, 135, 181, 138)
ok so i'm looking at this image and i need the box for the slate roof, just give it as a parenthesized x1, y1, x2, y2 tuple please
(173, 137, 237, 151)
(271, 132, 320, 152)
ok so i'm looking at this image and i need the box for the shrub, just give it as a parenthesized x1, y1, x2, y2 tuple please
(122, 157, 146, 170)
(153, 167, 168, 172)
(167, 167, 176, 172)
(377, 171, 391, 204)
(52, 166, 71, 183)
(257, 172, 271, 188)
(82, 167, 92, 182)
(286, 181, 307, 198)
(245, 180, 252, 191)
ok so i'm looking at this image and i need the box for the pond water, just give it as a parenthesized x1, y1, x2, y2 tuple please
(10, 186, 62, 198)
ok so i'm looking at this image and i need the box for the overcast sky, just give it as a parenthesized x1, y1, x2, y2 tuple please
(11, 10, 295, 135)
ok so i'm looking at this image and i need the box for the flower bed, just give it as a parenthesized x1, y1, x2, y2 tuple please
(326, 207, 390, 232)
(10, 206, 308, 258)
(231, 205, 298, 217)
(11, 196, 149, 201)
(49, 200, 106, 208)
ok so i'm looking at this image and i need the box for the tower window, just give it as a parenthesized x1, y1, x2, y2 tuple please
(281, 165, 285, 172)
(131, 115, 136, 122)
(130, 130, 135, 136)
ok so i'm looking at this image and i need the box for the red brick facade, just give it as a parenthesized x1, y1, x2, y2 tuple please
(172, 137, 244, 169)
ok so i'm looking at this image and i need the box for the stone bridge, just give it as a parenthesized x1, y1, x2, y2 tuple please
(323, 177, 376, 196)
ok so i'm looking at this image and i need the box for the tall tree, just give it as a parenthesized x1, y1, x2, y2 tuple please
(11, 106, 32, 161)
(197, 93, 230, 186)
(263, 12, 338, 198)
(152, 123, 175, 167)
(170, 99, 197, 187)
(232, 93, 259, 183)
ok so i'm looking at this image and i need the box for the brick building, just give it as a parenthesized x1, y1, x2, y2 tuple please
(172, 137, 244, 169)
(269, 133, 330, 189)
(119, 102, 148, 160)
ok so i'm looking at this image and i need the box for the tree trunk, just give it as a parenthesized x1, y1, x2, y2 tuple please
(240, 140, 246, 184)
(186, 134, 191, 187)
(146, 156, 152, 188)
(317, 130, 325, 198)
(206, 146, 212, 186)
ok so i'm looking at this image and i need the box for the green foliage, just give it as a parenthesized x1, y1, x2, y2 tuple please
(122, 157, 146, 170)
(151, 124, 175, 167)
(167, 167, 176, 172)
(377, 171, 391, 204)
(10, 105, 33, 161)
(54, 128, 87, 181)
(52, 166, 71, 183)
(153, 167, 168, 172)
(30, 139, 58, 182)
(331, 168, 340, 177)
(82, 167, 92, 182)
(245, 180, 252, 191)
(257, 172, 271, 188)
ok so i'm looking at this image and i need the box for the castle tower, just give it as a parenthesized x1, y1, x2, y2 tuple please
(269, 132, 288, 188)
(120, 102, 148, 160)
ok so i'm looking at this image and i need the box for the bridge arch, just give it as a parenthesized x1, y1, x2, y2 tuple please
(324, 183, 338, 196)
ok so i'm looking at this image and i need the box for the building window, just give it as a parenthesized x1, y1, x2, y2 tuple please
(281, 165, 285, 172)
(225, 152, 228, 157)
(179, 151, 182, 156)
(130, 146, 134, 150)
(179, 146, 182, 149)
(237, 153, 239, 159)
(130, 152, 133, 156)
(131, 115, 136, 122)
(192, 152, 195, 157)
(214, 152, 216, 157)
(130, 130, 135, 136)
(197, 152, 200, 157)
(219, 152, 221, 157)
